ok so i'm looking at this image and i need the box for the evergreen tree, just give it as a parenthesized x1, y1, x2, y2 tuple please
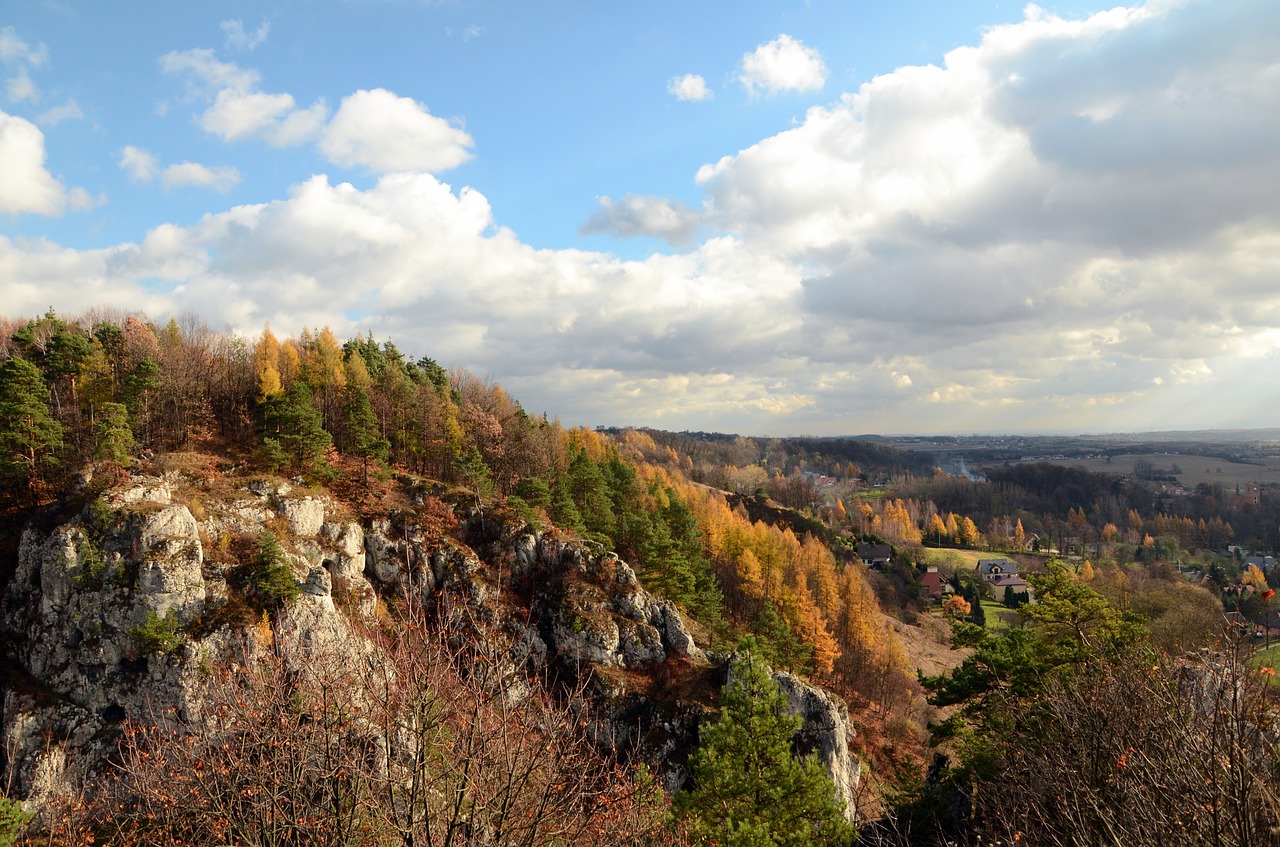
(341, 370, 389, 485)
(674, 653, 854, 846)
(749, 604, 814, 675)
(93, 401, 134, 465)
(566, 449, 615, 537)
(261, 378, 332, 470)
(0, 356, 64, 493)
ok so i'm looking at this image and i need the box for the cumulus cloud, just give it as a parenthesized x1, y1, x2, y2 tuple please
(5, 1, 1280, 435)
(161, 162, 240, 192)
(118, 146, 159, 182)
(668, 73, 712, 102)
(318, 88, 473, 174)
(0, 110, 67, 215)
(738, 34, 827, 96)
(118, 145, 239, 192)
(689, 0, 1280, 428)
(162, 51, 470, 173)
(581, 195, 702, 246)
(37, 99, 83, 126)
(161, 49, 328, 146)
(221, 18, 270, 51)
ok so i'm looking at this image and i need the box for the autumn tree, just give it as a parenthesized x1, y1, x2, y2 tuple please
(253, 325, 284, 401)
(93, 603, 674, 847)
(942, 594, 971, 617)
(1242, 563, 1268, 591)
(975, 643, 1280, 846)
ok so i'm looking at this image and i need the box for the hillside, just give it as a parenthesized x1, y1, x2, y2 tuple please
(6, 309, 1280, 846)
(1, 453, 860, 843)
(0, 309, 916, 845)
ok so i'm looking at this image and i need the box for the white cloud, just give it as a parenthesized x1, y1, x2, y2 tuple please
(162, 54, 469, 171)
(37, 99, 83, 127)
(161, 49, 328, 146)
(319, 88, 473, 174)
(118, 146, 159, 182)
(739, 34, 827, 97)
(446, 24, 485, 41)
(221, 18, 270, 51)
(2, 26, 48, 105)
(685, 0, 1280, 429)
(201, 88, 328, 145)
(0, 110, 66, 215)
(0, 26, 48, 67)
(68, 187, 104, 212)
(581, 195, 701, 246)
(668, 73, 712, 102)
(6, 1, 1280, 436)
(6, 67, 37, 103)
(162, 162, 241, 192)
(160, 48, 258, 95)
(119, 145, 239, 192)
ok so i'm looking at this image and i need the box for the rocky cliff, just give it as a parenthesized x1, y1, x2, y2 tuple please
(0, 462, 860, 822)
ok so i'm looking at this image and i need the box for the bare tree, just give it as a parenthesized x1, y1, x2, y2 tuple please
(81, 600, 677, 847)
(978, 641, 1280, 847)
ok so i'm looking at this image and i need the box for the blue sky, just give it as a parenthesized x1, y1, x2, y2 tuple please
(3, 1, 1280, 435)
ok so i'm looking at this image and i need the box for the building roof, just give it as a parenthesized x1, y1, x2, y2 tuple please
(858, 543, 892, 561)
(978, 558, 1017, 575)
(989, 574, 1030, 588)
(919, 570, 947, 597)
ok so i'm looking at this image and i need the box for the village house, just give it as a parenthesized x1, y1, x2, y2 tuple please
(1245, 554, 1277, 572)
(858, 543, 892, 568)
(977, 558, 1018, 580)
(918, 567, 951, 600)
(987, 573, 1034, 603)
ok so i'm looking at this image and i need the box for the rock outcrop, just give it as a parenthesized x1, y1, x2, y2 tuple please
(1, 466, 860, 823)
(773, 670, 862, 822)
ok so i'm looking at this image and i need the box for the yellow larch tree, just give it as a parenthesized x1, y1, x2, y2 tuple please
(253, 325, 283, 402)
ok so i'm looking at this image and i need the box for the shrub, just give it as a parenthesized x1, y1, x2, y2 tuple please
(0, 795, 34, 847)
(130, 609, 183, 655)
(250, 532, 301, 609)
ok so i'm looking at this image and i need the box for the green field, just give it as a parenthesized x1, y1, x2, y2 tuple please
(1249, 643, 1280, 687)
(919, 548, 990, 571)
(1065, 453, 1280, 489)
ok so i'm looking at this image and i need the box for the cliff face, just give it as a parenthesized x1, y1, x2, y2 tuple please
(0, 463, 860, 822)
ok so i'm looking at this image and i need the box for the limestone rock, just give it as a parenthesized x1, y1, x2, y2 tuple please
(277, 496, 326, 538)
(136, 504, 206, 622)
(772, 670, 861, 823)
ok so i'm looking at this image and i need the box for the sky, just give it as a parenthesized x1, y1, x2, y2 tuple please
(2, 0, 1279, 437)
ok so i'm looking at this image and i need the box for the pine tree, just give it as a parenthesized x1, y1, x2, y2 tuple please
(341, 356, 389, 485)
(261, 378, 332, 470)
(674, 653, 854, 846)
(93, 402, 134, 465)
(0, 356, 64, 493)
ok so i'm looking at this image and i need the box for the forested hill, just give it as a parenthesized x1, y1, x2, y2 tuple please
(0, 308, 909, 845)
(609, 427, 939, 483)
